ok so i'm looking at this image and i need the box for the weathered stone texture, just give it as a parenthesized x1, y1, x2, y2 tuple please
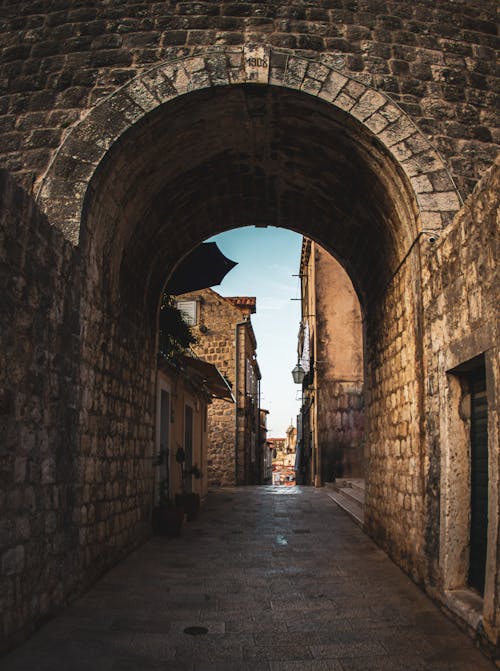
(0, 169, 79, 651)
(313, 245, 365, 481)
(189, 290, 239, 487)
(181, 289, 259, 488)
(364, 253, 426, 584)
(0, 1, 498, 197)
(421, 157, 500, 649)
(0, 170, 157, 652)
(318, 380, 365, 480)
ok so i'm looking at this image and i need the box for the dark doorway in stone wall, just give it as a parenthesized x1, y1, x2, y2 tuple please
(468, 363, 488, 595)
(445, 354, 490, 599)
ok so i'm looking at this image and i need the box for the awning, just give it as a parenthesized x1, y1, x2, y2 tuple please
(181, 354, 235, 402)
(165, 242, 237, 296)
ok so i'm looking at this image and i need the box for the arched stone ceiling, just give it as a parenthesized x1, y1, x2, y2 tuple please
(36, 47, 462, 310)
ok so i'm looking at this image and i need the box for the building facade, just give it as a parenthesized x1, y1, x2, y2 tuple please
(155, 353, 234, 508)
(259, 409, 273, 485)
(297, 239, 365, 486)
(176, 289, 262, 487)
(270, 426, 297, 486)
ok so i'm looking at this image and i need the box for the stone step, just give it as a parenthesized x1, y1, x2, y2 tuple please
(326, 478, 365, 526)
(327, 489, 364, 526)
(346, 478, 365, 493)
(334, 478, 365, 494)
(338, 485, 364, 504)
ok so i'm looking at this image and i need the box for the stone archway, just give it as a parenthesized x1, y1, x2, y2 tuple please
(24, 43, 465, 632)
(31, 46, 464, 584)
(37, 45, 461, 245)
(1, 24, 498, 656)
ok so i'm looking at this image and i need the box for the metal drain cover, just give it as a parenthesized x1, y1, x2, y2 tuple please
(183, 626, 208, 636)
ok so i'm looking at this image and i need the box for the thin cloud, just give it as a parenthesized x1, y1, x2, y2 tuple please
(259, 297, 289, 311)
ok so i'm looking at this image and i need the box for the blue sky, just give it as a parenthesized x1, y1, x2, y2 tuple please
(207, 227, 303, 437)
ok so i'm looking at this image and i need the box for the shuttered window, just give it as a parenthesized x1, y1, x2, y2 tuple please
(176, 300, 197, 325)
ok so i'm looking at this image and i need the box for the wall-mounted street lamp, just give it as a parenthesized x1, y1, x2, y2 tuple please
(291, 361, 306, 385)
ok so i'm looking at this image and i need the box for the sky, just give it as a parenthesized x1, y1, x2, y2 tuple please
(207, 227, 303, 438)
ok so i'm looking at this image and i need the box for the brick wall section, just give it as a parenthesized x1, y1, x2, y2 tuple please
(0, 1, 498, 197)
(0, 170, 79, 651)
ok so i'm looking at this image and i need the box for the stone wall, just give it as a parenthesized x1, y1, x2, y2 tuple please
(182, 289, 260, 487)
(364, 248, 426, 583)
(0, 1, 498, 198)
(364, 158, 499, 655)
(183, 289, 239, 487)
(313, 244, 365, 480)
(318, 380, 365, 480)
(0, 170, 79, 651)
(421, 157, 499, 651)
(235, 321, 260, 485)
(0, 170, 157, 653)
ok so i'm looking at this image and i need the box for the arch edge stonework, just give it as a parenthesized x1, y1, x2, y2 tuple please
(36, 45, 462, 246)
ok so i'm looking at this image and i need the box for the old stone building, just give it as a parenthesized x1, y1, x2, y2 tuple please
(260, 408, 273, 484)
(271, 424, 297, 486)
(176, 289, 262, 487)
(297, 238, 365, 485)
(155, 353, 234, 509)
(0, 0, 498, 661)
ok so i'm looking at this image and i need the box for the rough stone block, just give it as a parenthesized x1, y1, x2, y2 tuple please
(410, 174, 434, 194)
(283, 56, 307, 89)
(378, 115, 417, 147)
(141, 69, 178, 102)
(417, 191, 461, 212)
(126, 77, 160, 112)
(2, 546, 25, 575)
(364, 111, 390, 134)
(318, 70, 348, 102)
(350, 89, 386, 121)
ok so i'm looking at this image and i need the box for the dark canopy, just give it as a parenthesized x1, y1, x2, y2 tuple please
(165, 242, 237, 296)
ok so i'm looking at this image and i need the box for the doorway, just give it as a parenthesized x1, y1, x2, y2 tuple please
(468, 364, 488, 595)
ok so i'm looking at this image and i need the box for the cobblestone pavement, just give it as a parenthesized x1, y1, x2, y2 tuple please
(1, 486, 495, 671)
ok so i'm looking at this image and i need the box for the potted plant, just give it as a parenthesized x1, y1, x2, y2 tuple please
(152, 452, 184, 537)
(174, 447, 202, 521)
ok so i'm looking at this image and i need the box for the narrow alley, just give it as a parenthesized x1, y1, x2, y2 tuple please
(1, 487, 494, 671)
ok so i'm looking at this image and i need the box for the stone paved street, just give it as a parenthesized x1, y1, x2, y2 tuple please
(0, 486, 495, 671)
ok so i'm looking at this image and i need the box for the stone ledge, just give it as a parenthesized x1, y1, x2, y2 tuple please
(443, 589, 483, 631)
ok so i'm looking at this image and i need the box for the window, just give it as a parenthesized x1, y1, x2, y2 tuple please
(176, 300, 197, 326)
(246, 358, 256, 395)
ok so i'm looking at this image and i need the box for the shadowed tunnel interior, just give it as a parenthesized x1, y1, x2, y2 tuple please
(81, 84, 419, 319)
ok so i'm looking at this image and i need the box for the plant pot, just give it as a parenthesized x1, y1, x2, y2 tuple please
(152, 505, 184, 537)
(175, 493, 200, 521)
